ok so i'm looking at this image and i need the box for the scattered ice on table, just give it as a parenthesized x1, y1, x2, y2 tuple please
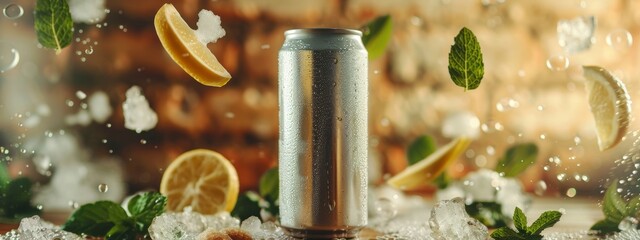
(88, 91, 112, 123)
(149, 209, 240, 240)
(542, 230, 592, 240)
(68, 0, 107, 23)
(194, 10, 226, 45)
(239, 216, 285, 239)
(441, 111, 480, 139)
(123, 86, 157, 133)
(557, 16, 596, 53)
(0, 216, 82, 240)
(429, 198, 489, 240)
(606, 228, 640, 240)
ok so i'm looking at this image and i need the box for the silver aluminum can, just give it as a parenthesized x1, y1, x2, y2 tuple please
(278, 28, 368, 239)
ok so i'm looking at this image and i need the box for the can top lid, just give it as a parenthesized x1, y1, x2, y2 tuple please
(284, 28, 362, 37)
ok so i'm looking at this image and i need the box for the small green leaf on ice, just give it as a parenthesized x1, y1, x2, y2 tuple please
(513, 207, 528, 233)
(448, 27, 484, 91)
(527, 210, 562, 235)
(35, 0, 73, 54)
(361, 15, 393, 60)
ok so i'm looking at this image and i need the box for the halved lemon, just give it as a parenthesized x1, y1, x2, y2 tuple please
(583, 66, 631, 151)
(160, 149, 239, 214)
(154, 4, 231, 87)
(387, 137, 471, 190)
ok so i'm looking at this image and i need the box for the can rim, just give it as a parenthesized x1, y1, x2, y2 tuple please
(284, 28, 362, 37)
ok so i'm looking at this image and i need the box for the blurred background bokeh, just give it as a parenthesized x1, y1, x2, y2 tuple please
(1, 0, 640, 212)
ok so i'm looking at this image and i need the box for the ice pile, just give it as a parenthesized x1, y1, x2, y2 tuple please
(194, 10, 226, 45)
(68, 0, 107, 24)
(557, 16, 596, 53)
(0, 216, 81, 240)
(429, 198, 489, 240)
(436, 168, 530, 218)
(123, 86, 158, 133)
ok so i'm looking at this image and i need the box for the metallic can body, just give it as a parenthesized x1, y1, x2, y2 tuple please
(278, 28, 368, 238)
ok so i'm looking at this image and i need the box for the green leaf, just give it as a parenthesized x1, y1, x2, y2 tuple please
(448, 27, 484, 91)
(259, 168, 279, 202)
(490, 227, 527, 240)
(602, 182, 627, 222)
(62, 201, 129, 237)
(35, 0, 73, 54)
(3, 177, 40, 219)
(127, 192, 166, 233)
(513, 207, 528, 233)
(495, 143, 538, 177)
(465, 201, 508, 228)
(433, 172, 450, 189)
(0, 164, 9, 188)
(231, 191, 262, 221)
(407, 135, 437, 166)
(627, 196, 640, 218)
(361, 15, 393, 60)
(527, 210, 562, 235)
(590, 219, 620, 233)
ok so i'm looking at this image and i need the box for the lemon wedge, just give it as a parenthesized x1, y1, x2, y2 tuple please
(387, 137, 471, 190)
(160, 149, 239, 214)
(583, 66, 631, 151)
(154, 4, 231, 87)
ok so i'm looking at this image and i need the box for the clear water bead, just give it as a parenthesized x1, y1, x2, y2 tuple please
(546, 55, 569, 71)
(618, 217, 639, 231)
(557, 16, 596, 53)
(0, 41, 19, 73)
(3, 3, 24, 19)
(98, 183, 109, 193)
(606, 29, 633, 51)
(534, 180, 547, 196)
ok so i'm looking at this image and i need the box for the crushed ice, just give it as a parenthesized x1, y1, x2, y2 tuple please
(0, 216, 81, 240)
(557, 16, 596, 53)
(122, 86, 158, 133)
(194, 10, 226, 45)
(67, 0, 107, 24)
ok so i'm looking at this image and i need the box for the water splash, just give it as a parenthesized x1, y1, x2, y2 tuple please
(0, 41, 19, 73)
(3, 3, 24, 19)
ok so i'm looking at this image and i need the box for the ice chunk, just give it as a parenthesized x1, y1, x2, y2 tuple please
(194, 10, 226, 45)
(68, 0, 106, 24)
(462, 168, 502, 202)
(12, 216, 82, 240)
(238, 216, 287, 239)
(429, 198, 489, 240)
(88, 91, 112, 123)
(65, 109, 92, 126)
(442, 111, 480, 139)
(557, 16, 596, 53)
(149, 210, 240, 240)
(123, 86, 158, 133)
(377, 219, 434, 240)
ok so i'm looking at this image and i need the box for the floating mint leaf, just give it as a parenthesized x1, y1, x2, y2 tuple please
(407, 135, 437, 166)
(495, 143, 538, 177)
(448, 27, 484, 91)
(513, 207, 528, 233)
(35, 0, 73, 54)
(527, 210, 562, 235)
(259, 167, 279, 202)
(361, 15, 392, 60)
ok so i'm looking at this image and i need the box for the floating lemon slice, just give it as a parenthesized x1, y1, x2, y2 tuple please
(583, 66, 631, 151)
(387, 137, 471, 190)
(160, 149, 239, 214)
(154, 4, 231, 87)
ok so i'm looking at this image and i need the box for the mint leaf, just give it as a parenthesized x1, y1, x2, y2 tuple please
(433, 172, 450, 189)
(35, 0, 73, 54)
(63, 201, 129, 237)
(495, 143, 538, 177)
(231, 191, 262, 221)
(259, 167, 279, 202)
(513, 207, 528, 233)
(627, 196, 640, 218)
(602, 182, 627, 222)
(127, 192, 166, 233)
(490, 227, 526, 240)
(0, 164, 9, 188)
(448, 27, 484, 91)
(527, 210, 562, 235)
(2, 177, 41, 219)
(407, 135, 437, 166)
(361, 15, 392, 60)
(590, 219, 620, 233)
(465, 201, 508, 228)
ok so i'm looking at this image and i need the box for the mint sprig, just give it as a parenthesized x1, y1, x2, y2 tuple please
(63, 192, 166, 239)
(448, 27, 484, 91)
(35, 0, 73, 54)
(591, 181, 640, 234)
(232, 167, 280, 221)
(491, 207, 562, 240)
(495, 143, 538, 177)
(0, 164, 41, 222)
(361, 15, 393, 60)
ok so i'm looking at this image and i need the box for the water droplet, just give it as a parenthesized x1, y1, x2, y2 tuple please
(374, 198, 397, 220)
(539, 134, 546, 140)
(68, 201, 79, 209)
(102, 139, 108, 143)
(606, 29, 633, 50)
(85, 46, 94, 55)
(80, 57, 86, 62)
(486, 146, 495, 156)
(36, 204, 43, 210)
(140, 139, 147, 144)
(557, 173, 566, 181)
(566, 188, 577, 197)
(537, 105, 544, 111)
(76, 91, 87, 99)
(225, 112, 235, 119)
(98, 183, 109, 193)
(3, 3, 24, 19)
(535, 181, 547, 196)
(543, 165, 550, 171)
(333, 58, 338, 64)
(618, 217, 639, 231)
(106, 123, 112, 128)
(546, 55, 569, 71)
(0, 42, 19, 73)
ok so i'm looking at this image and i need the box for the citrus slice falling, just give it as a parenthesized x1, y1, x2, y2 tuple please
(387, 137, 471, 190)
(160, 149, 239, 214)
(583, 66, 631, 151)
(154, 4, 231, 87)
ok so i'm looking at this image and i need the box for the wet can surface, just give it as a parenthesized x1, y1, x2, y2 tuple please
(278, 28, 368, 239)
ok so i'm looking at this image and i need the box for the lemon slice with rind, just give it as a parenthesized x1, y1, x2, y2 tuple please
(583, 66, 631, 151)
(154, 4, 231, 87)
(160, 149, 239, 214)
(387, 137, 471, 190)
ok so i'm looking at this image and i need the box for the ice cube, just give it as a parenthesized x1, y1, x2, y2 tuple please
(122, 86, 158, 133)
(557, 16, 596, 53)
(149, 211, 240, 240)
(16, 216, 82, 240)
(68, 0, 106, 24)
(88, 91, 112, 123)
(461, 168, 502, 202)
(429, 198, 489, 240)
(149, 213, 197, 240)
(194, 10, 226, 45)
(441, 111, 480, 139)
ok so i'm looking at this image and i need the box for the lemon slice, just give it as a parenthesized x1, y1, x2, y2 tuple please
(387, 137, 471, 190)
(154, 4, 231, 87)
(160, 149, 239, 214)
(583, 66, 631, 151)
